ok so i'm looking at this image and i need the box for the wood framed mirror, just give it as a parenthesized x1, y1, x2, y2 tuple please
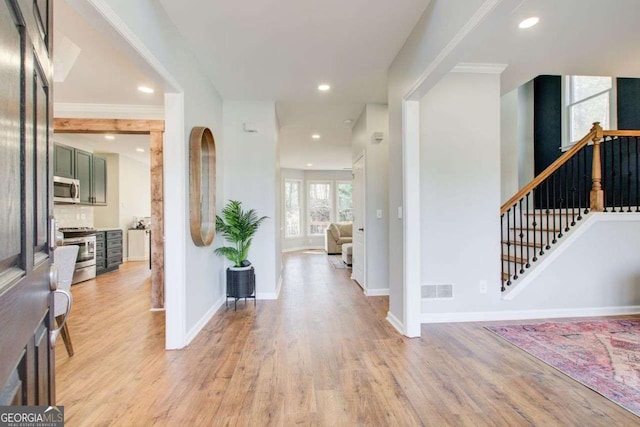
(189, 126, 216, 246)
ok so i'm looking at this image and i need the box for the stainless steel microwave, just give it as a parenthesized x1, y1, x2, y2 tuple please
(53, 176, 80, 204)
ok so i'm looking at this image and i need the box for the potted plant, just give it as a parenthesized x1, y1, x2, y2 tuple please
(214, 200, 268, 309)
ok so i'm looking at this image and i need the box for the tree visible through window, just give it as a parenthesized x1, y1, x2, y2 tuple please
(284, 180, 301, 238)
(567, 76, 613, 143)
(337, 182, 353, 222)
(308, 182, 332, 235)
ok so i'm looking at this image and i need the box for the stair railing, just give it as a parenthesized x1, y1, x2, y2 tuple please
(500, 123, 640, 291)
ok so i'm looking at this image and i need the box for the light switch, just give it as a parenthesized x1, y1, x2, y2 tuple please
(397, 207, 403, 219)
(376, 209, 383, 219)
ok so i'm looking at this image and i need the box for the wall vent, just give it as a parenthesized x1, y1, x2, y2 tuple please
(421, 284, 454, 299)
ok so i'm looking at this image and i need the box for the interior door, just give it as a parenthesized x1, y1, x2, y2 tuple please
(0, 0, 56, 405)
(352, 155, 366, 287)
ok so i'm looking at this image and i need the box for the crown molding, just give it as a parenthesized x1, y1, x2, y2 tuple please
(54, 103, 164, 119)
(451, 63, 509, 74)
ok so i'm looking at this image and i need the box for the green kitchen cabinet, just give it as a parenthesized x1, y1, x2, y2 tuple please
(75, 148, 93, 204)
(54, 143, 75, 178)
(92, 155, 107, 205)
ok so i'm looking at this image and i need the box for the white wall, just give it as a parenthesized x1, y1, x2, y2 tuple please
(419, 71, 502, 316)
(501, 90, 518, 203)
(387, 0, 488, 327)
(223, 101, 279, 299)
(118, 155, 151, 259)
(281, 168, 353, 252)
(93, 0, 225, 347)
(517, 80, 535, 189)
(422, 217, 640, 319)
(352, 104, 389, 291)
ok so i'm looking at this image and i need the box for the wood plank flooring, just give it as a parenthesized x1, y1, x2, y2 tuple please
(56, 253, 640, 426)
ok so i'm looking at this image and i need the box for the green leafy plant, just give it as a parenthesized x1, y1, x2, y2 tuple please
(214, 200, 268, 267)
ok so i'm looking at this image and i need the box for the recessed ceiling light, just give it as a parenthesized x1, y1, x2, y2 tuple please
(312, 134, 321, 139)
(138, 86, 154, 94)
(318, 84, 330, 92)
(519, 17, 539, 29)
(306, 163, 313, 167)
(136, 148, 145, 153)
(104, 135, 115, 140)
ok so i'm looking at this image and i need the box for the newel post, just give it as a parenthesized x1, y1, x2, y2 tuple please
(589, 122, 605, 212)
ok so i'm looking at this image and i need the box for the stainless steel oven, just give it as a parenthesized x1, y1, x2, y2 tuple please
(61, 231, 96, 284)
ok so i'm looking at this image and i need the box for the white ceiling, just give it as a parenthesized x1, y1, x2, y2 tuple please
(456, 0, 640, 94)
(53, 134, 151, 165)
(54, 0, 164, 106)
(158, 0, 432, 169)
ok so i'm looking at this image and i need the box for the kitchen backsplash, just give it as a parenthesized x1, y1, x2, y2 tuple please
(54, 205, 94, 228)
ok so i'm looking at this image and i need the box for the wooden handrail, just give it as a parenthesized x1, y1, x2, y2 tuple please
(500, 126, 599, 214)
(602, 130, 640, 137)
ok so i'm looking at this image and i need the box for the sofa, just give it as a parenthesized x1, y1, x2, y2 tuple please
(325, 222, 353, 254)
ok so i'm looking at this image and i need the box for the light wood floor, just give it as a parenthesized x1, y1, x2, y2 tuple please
(56, 252, 639, 426)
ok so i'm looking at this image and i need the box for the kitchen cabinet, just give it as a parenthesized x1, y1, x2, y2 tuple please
(95, 229, 123, 275)
(54, 143, 107, 205)
(54, 143, 75, 178)
(75, 148, 93, 204)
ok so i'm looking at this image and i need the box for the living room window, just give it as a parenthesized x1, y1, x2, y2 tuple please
(308, 181, 333, 235)
(336, 181, 353, 222)
(564, 75, 616, 147)
(284, 179, 302, 238)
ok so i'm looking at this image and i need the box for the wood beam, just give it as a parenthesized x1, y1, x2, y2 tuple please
(54, 118, 164, 134)
(150, 130, 165, 309)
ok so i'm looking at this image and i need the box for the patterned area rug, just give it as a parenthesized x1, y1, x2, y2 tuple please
(487, 318, 640, 417)
(328, 255, 350, 269)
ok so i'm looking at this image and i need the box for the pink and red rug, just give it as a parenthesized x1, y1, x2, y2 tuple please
(487, 318, 640, 417)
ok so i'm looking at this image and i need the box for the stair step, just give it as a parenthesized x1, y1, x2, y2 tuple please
(502, 272, 509, 282)
(510, 227, 561, 232)
(502, 255, 527, 264)
(502, 240, 543, 248)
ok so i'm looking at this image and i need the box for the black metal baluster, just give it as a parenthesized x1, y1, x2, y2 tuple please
(501, 214, 505, 291)
(570, 156, 576, 226)
(636, 137, 639, 212)
(506, 208, 511, 286)
(612, 138, 617, 211)
(584, 144, 589, 214)
(564, 166, 569, 232)
(577, 149, 583, 221)
(544, 180, 550, 252)
(526, 193, 531, 267)
(619, 137, 623, 212)
(512, 206, 518, 281)
(519, 199, 524, 274)
(552, 173, 558, 244)
(627, 137, 632, 212)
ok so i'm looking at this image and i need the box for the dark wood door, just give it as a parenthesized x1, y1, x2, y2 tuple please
(0, 0, 55, 405)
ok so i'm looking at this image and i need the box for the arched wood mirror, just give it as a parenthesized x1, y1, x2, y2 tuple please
(189, 127, 216, 246)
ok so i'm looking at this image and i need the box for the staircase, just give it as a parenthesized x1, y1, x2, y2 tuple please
(501, 123, 640, 291)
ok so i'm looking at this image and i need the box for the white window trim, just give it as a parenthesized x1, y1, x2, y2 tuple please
(561, 75, 617, 151)
(307, 180, 334, 236)
(283, 179, 303, 240)
(335, 180, 353, 223)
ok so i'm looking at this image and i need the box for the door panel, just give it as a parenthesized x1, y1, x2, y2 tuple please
(0, 0, 55, 406)
(352, 156, 366, 287)
(75, 149, 92, 204)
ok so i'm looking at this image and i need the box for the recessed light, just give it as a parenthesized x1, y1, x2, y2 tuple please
(312, 134, 321, 139)
(138, 86, 154, 94)
(104, 135, 115, 140)
(318, 84, 330, 92)
(306, 163, 313, 167)
(136, 148, 145, 153)
(519, 17, 539, 29)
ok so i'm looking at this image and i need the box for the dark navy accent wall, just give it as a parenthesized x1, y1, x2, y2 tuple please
(533, 75, 562, 176)
(617, 78, 640, 130)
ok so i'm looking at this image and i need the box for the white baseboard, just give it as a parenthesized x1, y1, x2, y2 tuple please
(282, 246, 324, 253)
(421, 305, 640, 324)
(185, 296, 225, 345)
(365, 288, 390, 296)
(386, 311, 405, 334)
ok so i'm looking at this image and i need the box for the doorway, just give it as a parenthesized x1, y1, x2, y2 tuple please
(352, 154, 366, 288)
